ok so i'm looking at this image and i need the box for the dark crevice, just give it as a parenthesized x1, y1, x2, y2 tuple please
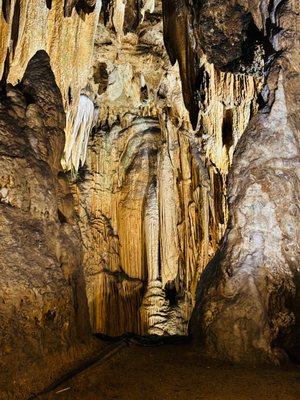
(75, 1, 96, 17)
(222, 109, 234, 149)
(165, 281, 178, 307)
(57, 209, 67, 224)
(2, 0, 11, 22)
(75, 163, 88, 183)
(93, 62, 108, 95)
(11, 0, 20, 57)
(0, 49, 10, 95)
(15, 82, 36, 105)
(100, 0, 111, 25)
(64, 0, 96, 18)
(68, 86, 72, 104)
(140, 84, 148, 102)
(46, 0, 52, 9)
(124, 0, 143, 33)
(44, 310, 56, 322)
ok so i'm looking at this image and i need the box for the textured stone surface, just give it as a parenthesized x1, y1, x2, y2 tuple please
(0, 0, 101, 146)
(191, 0, 300, 364)
(0, 2, 102, 397)
(68, 1, 262, 337)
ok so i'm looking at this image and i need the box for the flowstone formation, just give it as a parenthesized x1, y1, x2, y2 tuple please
(65, 2, 262, 336)
(0, 51, 94, 400)
(189, 0, 300, 364)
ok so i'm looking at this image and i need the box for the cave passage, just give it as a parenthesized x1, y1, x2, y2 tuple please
(0, 0, 299, 399)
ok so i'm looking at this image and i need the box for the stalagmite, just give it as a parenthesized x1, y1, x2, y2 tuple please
(189, 0, 300, 364)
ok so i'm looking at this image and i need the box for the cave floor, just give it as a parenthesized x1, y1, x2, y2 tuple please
(40, 343, 300, 400)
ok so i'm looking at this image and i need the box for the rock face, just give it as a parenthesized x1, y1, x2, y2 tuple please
(67, 2, 261, 336)
(0, 3, 101, 399)
(0, 0, 101, 143)
(190, 0, 300, 364)
(0, 51, 94, 399)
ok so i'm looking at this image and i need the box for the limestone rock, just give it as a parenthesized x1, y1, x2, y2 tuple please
(70, 2, 261, 337)
(0, 5, 298, 400)
(191, 0, 300, 364)
(0, 50, 98, 399)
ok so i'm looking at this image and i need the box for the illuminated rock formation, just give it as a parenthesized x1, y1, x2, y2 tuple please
(0, 1, 299, 398)
(190, 0, 300, 364)
(70, 2, 262, 337)
(0, 2, 101, 398)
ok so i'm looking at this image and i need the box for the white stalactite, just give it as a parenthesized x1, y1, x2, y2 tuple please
(62, 95, 97, 172)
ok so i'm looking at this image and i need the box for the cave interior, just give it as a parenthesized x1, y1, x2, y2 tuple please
(0, 0, 299, 399)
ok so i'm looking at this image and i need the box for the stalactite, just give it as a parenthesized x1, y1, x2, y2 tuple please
(190, 0, 300, 364)
(1, 3, 298, 398)
(161, 0, 202, 129)
(73, 71, 258, 337)
(70, 1, 262, 336)
(63, 94, 98, 172)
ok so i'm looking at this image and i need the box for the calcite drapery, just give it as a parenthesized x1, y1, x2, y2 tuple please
(71, 2, 261, 337)
(0, 0, 101, 150)
(0, 4, 298, 400)
(62, 94, 98, 171)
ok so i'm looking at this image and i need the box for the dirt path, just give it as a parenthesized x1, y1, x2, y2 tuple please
(40, 344, 300, 400)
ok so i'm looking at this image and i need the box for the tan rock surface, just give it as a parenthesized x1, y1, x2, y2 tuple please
(191, 0, 300, 364)
(69, 2, 262, 336)
(0, 3, 102, 398)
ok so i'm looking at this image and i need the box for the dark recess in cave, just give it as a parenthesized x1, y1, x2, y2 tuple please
(124, 0, 142, 33)
(0, 50, 10, 94)
(222, 109, 234, 148)
(44, 310, 56, 322)
(11, 0, 20, 57)
(75, 0, 96, 16)
(2, 0, 11, 22)
(15, 82, 36, 105)
(165, 282, 178, 307)
(100, 0, 111, 25)
(68, 86, 73, 104)
(140, 84, 148, 102)
(93, 62, 109, 94)
(64, 0, 96, 18)
(57, 209, 68, 224)
(46, 0, 52, 9)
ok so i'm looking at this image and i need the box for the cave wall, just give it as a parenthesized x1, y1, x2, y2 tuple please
(0, 0, 101, 144)
(0, 50, 94, 399)
(189, 0, 300, 364)
(66, 1, 262, 337)
(0, 2, 101, 399)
